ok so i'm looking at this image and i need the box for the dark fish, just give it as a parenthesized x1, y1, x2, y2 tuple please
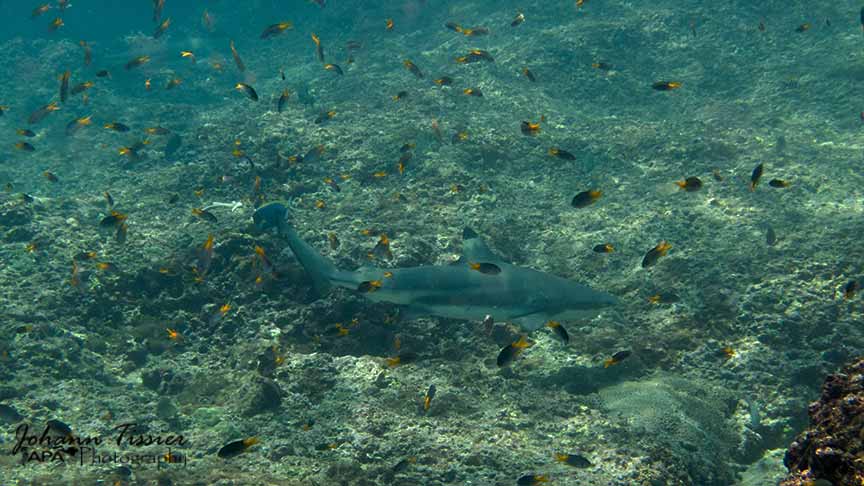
(423, 384, 436, 412)
(523, 68, 536, 82)
(456, 49, 495, 63)
(261, 22, 293, 39)
(311, 33, 325, 62)
(603, 350, 631, 368)
(28, 102, 59, 124)
(546, 321, 569, 344)
(153, 0, 164, 23)
(125, 55, 150, 70)
(844, 280, 860, 300)
(48, 17, 63, 32)
(357, 280, 382, 293)
(65, 115, 92, 136)
(511, 12, 525, 27)
(301, 145, 325, 164)
(100, 210, 127, 227)
(31, 4, 51, 18)
(750, 163, 764, 191)
(593, 243, 614, 253)
(192, 208, 218, 223)
(766, 225, 777, 246)
(14, 142, 35, 152)
(517, 475, 549, 486)
(217, 437, 259, 458)
(314, 110, 336, 124)
(74, 250, 97, 261)
(641, 241, 671, 268)
(521, 121, 540, 135)
(652, 81, 682, 90)
(592, 61, 612, 70)
(59, 70, 70, 102)
(370, 234, 393, 260)
(571, 190, 601, 208)
(153, 18, 171, 38)
(104, 191, 114, 208)
(433, 77, 453, 86)
(277, 89, 290, 113)
(555, 453, 591, 468)
(46, 419, 73, 437)
(42, 171, 58, 182)
(104, 122, 129, 132)
(96, 70, 110, 78)
(235, 83, 258, 101)
(115, 223, 127, 243)
(768, 179, 789, 188)
(16, 129, 35, 137)
(70, 81, 94, 95)
(675, 176, 702, 192)
(497, 336, 530, 367)
(548, 148, 575, 160)
(462, 27, 489, 37)
(328, 232, 340, 250)
(445, 21, 462, 32)
(323, 177, 340, 192)
(469, 262, 501, 275)
(230, 40, 245, 72)
(403, 60, 424, 79)
(463, 88, 483, 97)
(323, 63, 343, 75)
(145, 126, 170, 135)
(386, 351, 418, 367)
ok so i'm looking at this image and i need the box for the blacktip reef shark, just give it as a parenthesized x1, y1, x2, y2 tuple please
(253, 202, 617, 331)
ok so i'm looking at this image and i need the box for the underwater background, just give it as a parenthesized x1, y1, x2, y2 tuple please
(1, 0, 864, 485)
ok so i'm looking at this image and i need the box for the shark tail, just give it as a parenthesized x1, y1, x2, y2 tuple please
(254, 202, 355, 295)
(278, 222, 342, 294)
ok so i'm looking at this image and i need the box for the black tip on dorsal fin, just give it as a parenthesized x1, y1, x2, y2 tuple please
(463, 227, 478, 240)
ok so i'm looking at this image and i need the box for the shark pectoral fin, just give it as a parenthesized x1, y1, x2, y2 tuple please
(510, 313, 550, 331)
(507, 305, 557, 332)
(459, 227, 506, 264)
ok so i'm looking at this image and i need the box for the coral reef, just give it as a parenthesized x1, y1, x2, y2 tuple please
(781, 358, 864, 486)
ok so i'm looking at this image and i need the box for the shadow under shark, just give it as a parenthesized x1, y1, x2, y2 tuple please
(253, 202, 617, 331)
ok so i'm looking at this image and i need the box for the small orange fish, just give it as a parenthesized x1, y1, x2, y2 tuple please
(125, 55, 150, 70)
(403, 60, 424, 79)
(642, 241, 672, 268)
(261, 21, 293, 39)
(48, 17, 64, 32)
(652, 81, 682, 91)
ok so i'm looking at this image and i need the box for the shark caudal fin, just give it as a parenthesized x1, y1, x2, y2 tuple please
(253, 202, 338, 295)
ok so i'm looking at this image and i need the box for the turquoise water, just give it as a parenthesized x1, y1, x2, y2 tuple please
(1, 1, 863, 485)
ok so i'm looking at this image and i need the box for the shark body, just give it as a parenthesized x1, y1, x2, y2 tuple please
(253, 202, 617, 331)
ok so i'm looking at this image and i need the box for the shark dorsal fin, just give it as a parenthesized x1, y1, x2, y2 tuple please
(457, 227, 505, 264)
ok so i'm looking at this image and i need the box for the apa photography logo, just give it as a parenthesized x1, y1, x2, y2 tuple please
(12, 421, 188, 469)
